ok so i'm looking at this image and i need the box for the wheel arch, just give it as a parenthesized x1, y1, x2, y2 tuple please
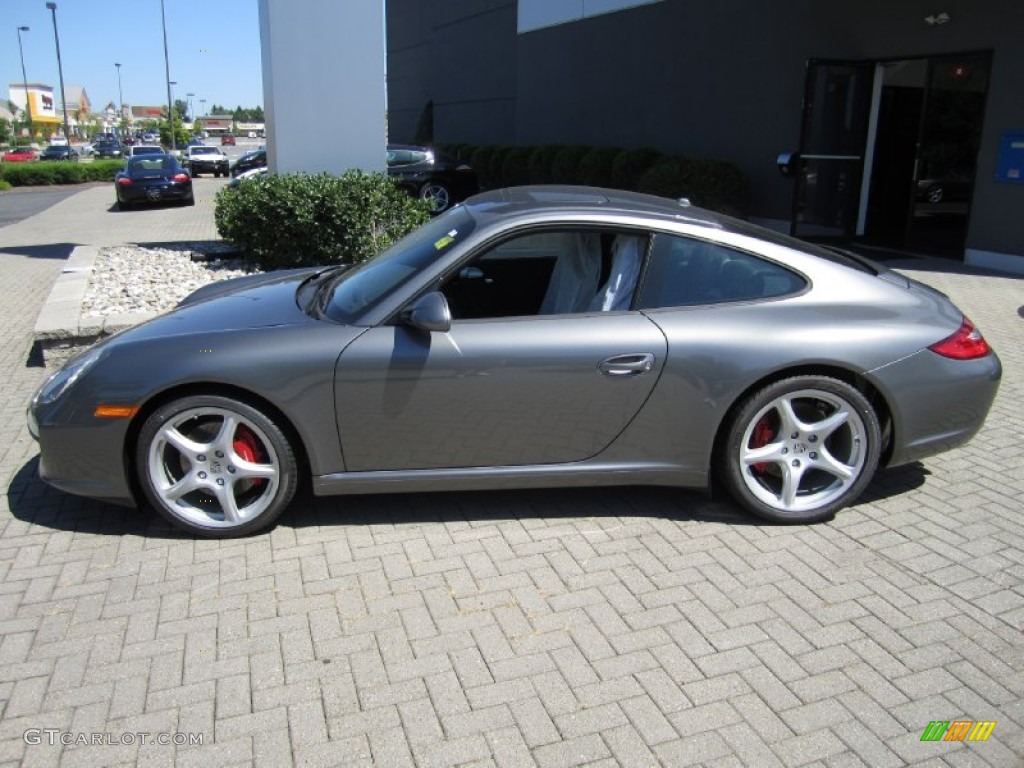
(710, 363, 895, 486)
(122, 382, 313, 504)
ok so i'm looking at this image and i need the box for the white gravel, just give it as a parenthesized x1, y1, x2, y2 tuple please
(82, 244, 259, 318)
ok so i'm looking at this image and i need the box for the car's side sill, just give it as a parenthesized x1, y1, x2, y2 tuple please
(313, 462, 702, 496)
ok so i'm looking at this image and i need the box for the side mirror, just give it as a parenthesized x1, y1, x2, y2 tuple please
(402, 291, 451, 333)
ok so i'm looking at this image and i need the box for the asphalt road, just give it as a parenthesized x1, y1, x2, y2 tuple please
(0, 184, 102, 228)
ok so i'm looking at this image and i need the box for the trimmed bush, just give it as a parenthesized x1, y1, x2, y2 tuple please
(610, 147, 662, 190)
(500, 146, 534, 187)
(528, 145, 563, 184)
(0, 159, 124, 186)
(550, 146, 590, 184)
(578, 147, 623, 188)
(637, 157, 751, 216)
(215, 171, 431, 271)
(469, 146, 498, 188)
(0, 180, 11, 192)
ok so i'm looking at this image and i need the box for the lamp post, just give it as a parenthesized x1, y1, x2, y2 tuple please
(44, 3, 72, 145)
(169, 80, 177, 149)
(114, 62, 123, 130)
(16, 26, 31, 137)
(186, 92, 194, 124)
(160, 0, 176, 152)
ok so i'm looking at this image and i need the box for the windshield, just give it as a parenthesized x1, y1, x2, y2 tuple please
(323, 207, 476, 324)
(192, 147, 218, 155)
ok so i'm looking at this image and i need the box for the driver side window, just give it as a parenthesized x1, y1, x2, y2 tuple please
(441, 229, 648, 320)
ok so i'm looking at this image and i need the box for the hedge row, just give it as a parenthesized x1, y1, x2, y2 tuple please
(0, 160, 125, 186)
(215, 171, 431, 271)
(437, 143, 750, 217)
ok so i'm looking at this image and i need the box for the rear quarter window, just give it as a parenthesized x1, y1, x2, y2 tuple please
(638, 234, 806, 309)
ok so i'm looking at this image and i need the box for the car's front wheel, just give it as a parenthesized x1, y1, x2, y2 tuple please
(719, 376, 881, 524)
(136, 395, 298, 537)
(419, 181, 451, 214)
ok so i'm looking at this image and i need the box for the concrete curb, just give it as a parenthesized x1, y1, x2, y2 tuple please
(33, 245, 156, 356)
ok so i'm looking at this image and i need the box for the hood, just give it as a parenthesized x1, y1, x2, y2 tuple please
(115, 267, 324, 343)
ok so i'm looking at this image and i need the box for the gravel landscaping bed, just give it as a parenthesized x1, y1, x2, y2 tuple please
(81, 242, 258, 318)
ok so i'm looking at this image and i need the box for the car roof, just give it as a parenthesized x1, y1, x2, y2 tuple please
(463, 185, 727, 229)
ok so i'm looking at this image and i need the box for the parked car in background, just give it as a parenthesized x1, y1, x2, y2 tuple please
(141, 132, 159, 143)
(114, 154, 193, 210)
(221, 134, 236, 146)
(230, 147, 266, 177)
(227, 166, 268, 187)
(123, 145, 165, 159)
(2, 146, 37, 163)
(92, 140, 125, 159)
(386, 144, 479, 213)
(39, 145, 79, 162)
(27, 186, 1000, 537)
(48, 135, 69, 146)
(183, 145, 230, 177)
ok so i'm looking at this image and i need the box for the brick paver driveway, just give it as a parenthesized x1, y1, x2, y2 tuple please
(1, 186, 1021, 766)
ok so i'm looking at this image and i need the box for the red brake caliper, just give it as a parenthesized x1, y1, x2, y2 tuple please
(233, 425, 265, 487)
(751, 416, 773, 474)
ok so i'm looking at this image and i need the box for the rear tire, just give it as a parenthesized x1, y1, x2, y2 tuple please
(117, 199, 132, 211)
(718, 376, 881, 524)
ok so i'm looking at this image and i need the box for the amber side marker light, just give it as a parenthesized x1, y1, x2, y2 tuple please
(94, 405, 139, 418)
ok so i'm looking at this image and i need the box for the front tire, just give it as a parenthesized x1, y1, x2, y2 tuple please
(719, 376, 881, 523)
(136, 395, 298, 537)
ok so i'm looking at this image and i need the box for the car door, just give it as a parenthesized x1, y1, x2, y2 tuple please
(333, 228, 668, 472)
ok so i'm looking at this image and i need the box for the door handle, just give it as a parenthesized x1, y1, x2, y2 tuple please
(598, 353, 655, 377)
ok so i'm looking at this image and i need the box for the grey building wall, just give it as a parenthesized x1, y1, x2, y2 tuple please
(386, 0, 1023, 259)
(387, 0, 517, 145)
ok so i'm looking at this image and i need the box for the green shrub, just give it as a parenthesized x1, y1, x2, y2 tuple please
(528, 145, 563, 184)
(0, 180, 11, 192)
(469, 146, 498, 188)
(637, 157, 750, 216)
(578, 147, 623, 188)
(610, 147, 662, 190)
(550, 146, 590, 184)
(214, 171, 431, 271)
(500, 146, 534, 187)
(487, 147, 514, 188)
(0, 159, 124, 186)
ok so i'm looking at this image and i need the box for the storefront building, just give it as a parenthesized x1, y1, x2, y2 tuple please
(386, 0, 1024, 273)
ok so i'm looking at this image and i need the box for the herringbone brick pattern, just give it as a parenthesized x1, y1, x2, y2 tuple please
(1, 199, 1021, 766)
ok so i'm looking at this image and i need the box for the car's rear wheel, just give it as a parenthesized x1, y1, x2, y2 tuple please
(117, 199, 132, 211)
(419, 181, 451, 214)
(719, 376, 881, 524)
(136, 395, 298, 537)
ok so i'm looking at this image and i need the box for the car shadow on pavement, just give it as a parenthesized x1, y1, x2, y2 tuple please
(7, 456, 929, 538)
(0, 243, 78, 260)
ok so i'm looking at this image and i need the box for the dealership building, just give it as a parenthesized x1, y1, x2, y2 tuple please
(384, 0, 1023, 274)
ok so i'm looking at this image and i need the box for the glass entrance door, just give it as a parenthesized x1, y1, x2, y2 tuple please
(790, 60, 874, 239)
(905, 53, 991, 255)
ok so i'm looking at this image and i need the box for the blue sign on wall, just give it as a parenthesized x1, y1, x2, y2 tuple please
(995, 132, 1024, 184)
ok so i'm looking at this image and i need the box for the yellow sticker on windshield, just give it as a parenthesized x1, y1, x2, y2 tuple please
(434, 235, 454, 250)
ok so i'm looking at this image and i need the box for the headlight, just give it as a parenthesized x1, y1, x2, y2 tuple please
(34, 346, 106, 405)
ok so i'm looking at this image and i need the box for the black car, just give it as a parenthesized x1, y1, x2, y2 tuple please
(92, 140, 124, 159)
(39, 145, 79, 162)
(387, 144, 478, 213)
(115, 154, 194, 210)
(230, 148, 266, 177)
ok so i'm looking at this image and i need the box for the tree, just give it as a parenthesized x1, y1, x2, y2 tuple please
(173, 99, 189, 121)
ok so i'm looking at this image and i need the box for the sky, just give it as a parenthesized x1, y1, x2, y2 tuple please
(3, 0, 264, 116)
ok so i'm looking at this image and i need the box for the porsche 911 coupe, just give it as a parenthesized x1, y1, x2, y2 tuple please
(114, 154, 194, 210)
(28, 187, 1000, 537)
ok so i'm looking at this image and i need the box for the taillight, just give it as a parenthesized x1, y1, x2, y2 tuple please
(929, 316, 990, 360)
(117, 177, 132, 186)
(172, 173, 190, 183)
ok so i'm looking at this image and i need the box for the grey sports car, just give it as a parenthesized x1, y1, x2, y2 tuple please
(28, 187, 1001, 537)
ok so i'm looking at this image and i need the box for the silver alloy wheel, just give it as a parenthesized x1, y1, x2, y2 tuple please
(420, 182, 450, 213)
(146, 406, 281, 529)
(738, 388, 868, 513)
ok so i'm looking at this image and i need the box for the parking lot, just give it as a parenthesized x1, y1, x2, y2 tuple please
(0, 186, 1021, 766)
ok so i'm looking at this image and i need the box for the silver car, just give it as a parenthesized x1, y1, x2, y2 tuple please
(28, 187, 1001, 537)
